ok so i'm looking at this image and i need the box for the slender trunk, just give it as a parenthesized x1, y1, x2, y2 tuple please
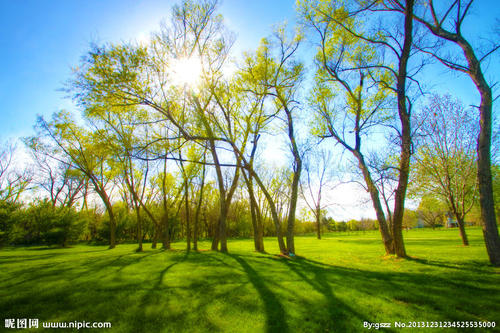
(184, 180, 191, 251)
(161, 157, 171, 250)
(243, 170, 264, 252)
(162, 211, 170, 250)
(284, 106, 302, 255)
(421, 6, 500, 266)
(108, 208, 116, 249)
(316, 206, 321, 240)
(97, 188, 116, 249)
(135, 205, 143, 252)
(151, 226, 157, 249)
(194, 163, 206, 251)
(286, 166, 301, 254)
(251, 170, 287, 254)
(455, 214, 469, 246)
(354, 151, 394, 254)
(460, 43, 500, 265)
(211, 219, 219, 251)
(228, 142, 286, 253)
(391, 0, 414, 258)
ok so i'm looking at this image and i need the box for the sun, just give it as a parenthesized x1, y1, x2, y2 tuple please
(170, 56, 203, 88)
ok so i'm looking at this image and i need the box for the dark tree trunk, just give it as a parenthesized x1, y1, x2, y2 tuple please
(284, 105, 302, 255)
(244, 171, 265, 252)
(460, 44, 500, 265)
(162, 211, 171, 250)
(411, 0, 500, 266)
(390, 0, 415, 258)
(316, 206, 321, 240)
(184, 179, 191, 251)
(455, 215, 469, 246)
(135, 206, 143, 252)
(211, 222, 219, 251)
(355, 151, 394, 254)
(194, 164, 206, 251)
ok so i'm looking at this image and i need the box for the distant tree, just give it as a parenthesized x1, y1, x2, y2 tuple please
(412, 95, 477, 245)
(417, 195, 447, 229)
(0, 140, 31, 203)
(402, 209, 418, 230)
(301, 149, 335, 239)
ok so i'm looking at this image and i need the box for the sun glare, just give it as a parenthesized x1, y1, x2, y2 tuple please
(170, 57, 203, 88)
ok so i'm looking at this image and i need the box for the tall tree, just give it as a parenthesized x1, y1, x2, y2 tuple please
(398, 0, 500, 265)
(299, 0, 417, 257)
(33, 112, 119, 248)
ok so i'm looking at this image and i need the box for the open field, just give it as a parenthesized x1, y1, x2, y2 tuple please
(1, 228, 499, 332)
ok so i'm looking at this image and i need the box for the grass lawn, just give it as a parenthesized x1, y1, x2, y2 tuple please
(1, 227, 499, 332)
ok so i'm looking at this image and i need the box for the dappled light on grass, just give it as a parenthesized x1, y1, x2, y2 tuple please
(0, 228, 498, 332)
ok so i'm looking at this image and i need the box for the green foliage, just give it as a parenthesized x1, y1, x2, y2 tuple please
(8, 199, 86, 247)
(0, 200, 21, 247)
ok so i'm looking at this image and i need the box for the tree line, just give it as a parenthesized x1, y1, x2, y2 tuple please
(1, 0, 499, 265)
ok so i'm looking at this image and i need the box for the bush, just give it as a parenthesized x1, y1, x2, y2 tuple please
(0, 200, 21, 247)
(8, 199, 86, 247)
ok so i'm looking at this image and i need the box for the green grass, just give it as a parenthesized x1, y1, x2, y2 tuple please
(1, 228, 499, 332)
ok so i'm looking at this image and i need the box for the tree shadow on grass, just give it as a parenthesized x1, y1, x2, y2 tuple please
(225, 253, 289, 333)
(280, 257, 388, 332)
(2, 248, 499, 333)
(274, 257, 499, 325)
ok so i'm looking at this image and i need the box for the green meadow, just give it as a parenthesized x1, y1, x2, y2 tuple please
(1, 228, 499, 332)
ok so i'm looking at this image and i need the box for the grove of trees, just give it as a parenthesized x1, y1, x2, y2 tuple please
(1, 0, 499, 265)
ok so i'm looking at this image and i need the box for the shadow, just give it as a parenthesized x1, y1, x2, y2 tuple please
(280, 257, 384, 332)
(226, 253, 288, 333)
(1, 245, 499, 332)
(156, 252, 189, 287)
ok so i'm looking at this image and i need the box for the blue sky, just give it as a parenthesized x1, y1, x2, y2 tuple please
(0, 0, 498, 139)
(0, 0, 295, 139)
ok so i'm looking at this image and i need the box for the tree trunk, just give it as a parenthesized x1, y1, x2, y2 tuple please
(108, 209, 116, 249)
(461, 44, 500, 265)
(219, 204, 229, 253)
(284, 106, 302, 255)
(390, 0, 414, 258)
(162, 210, 171, 250)
(211, 220, 219, 251)
(151, 227, 157, 249)
(354, 151, 394, 254)
(193, 163, 206, 251)
(316, 206, 321, 240)
(455, 214, 469, 246)
(286, 166, 301, 254)
(184, 180, 191, 251)
(135, 205, 143, 252)
(244, 171, 265, 252)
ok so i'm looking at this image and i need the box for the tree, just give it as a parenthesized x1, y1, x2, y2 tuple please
(412, 94, 478, 245)
(417, 195, 447, 229)
(300, 148, 335, 239)
(233, 29, 305, 255)
(388, 0, 500, 265)
(298, 0, 418, 257)
(32, 112, 119, 248)
(0, 140, 31, 203)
